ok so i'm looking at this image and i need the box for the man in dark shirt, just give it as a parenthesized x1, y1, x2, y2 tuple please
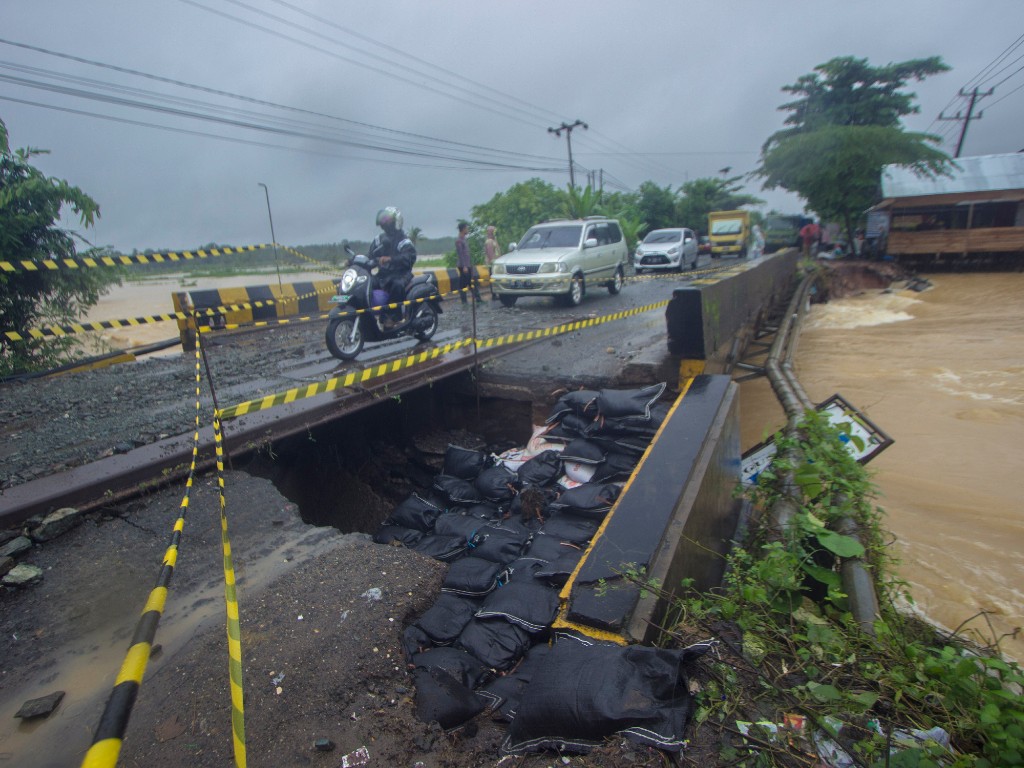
(369, 207, 416, 326)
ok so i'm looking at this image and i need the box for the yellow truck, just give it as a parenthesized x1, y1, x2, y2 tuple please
(708, 210, 751, 258)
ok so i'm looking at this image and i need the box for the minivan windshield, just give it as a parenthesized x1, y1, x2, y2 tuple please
(518, 225, 582, 250)
(643, 229, 682, 244)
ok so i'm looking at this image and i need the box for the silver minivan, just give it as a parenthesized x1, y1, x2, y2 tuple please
(491, 217, 627, 307)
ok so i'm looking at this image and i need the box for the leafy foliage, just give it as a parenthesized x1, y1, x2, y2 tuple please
(637, 410, 1024, 766)
(469, 177, 565, 250)
(757, 56, 953, 244)
(675, 177, 764, 235)
(0, 117, 121, 375)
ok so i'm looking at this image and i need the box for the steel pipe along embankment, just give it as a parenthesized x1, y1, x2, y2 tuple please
(764, 270, 880, 635)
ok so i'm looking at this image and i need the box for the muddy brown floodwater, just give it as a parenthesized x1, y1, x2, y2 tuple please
(738, 272, 1024, 663)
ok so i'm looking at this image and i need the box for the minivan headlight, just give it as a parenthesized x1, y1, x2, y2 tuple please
(493, 263, 506, 274)
(538, 262, 556, 274)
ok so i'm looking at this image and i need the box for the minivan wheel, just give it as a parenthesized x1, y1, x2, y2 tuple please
(607, 268, 623, 295)
(561, 275, 584, 306)
(499, 295, 517, 308)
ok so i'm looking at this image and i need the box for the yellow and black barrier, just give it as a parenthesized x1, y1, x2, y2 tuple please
(217, 298, 669, 421)
(81, 330, 207, 768)
(0, 244, 273, 274)
(172, 280, 339, 350)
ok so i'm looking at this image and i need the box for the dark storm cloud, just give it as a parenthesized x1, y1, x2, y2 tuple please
(3, 0, 1022, 252)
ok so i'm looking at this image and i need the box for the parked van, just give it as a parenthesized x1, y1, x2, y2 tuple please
(491, 217, 627, 307)
(708, 210, 751, 258)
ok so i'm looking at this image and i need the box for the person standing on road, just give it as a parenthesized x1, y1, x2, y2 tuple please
(456, 221, 481, 304)
(750, 224, 765, 259)
(484, 225, 501, 300)
(799, 220, 821, 259)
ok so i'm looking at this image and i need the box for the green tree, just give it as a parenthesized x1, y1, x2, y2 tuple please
(0, 117, 120, 375)
(634, 181, 677, 234)
(757, 56, 952, 243)
(470, 177, 563, 248)
(675, 177, 763, 235)
(558, 184, 603, 219)
(408, 226, 422, 245)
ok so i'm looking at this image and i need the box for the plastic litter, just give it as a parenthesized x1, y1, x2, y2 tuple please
(360, 587, 383, 603)
(340, 745, 370, 767)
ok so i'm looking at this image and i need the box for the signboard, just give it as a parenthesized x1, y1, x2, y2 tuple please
(741, 393, 893, 486)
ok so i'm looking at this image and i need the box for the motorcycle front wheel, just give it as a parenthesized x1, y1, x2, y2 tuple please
(413, 303, 439, 342)
(326, 316, 364, 360)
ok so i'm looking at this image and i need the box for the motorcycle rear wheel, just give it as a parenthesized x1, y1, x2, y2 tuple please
(326, 317, 363, 360)
(413, 303, 439, 342)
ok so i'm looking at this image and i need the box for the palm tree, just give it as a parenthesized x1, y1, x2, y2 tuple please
(558, 184, 603, 219)
(615, 212, 647, 258)
(409, 226, 422, 244)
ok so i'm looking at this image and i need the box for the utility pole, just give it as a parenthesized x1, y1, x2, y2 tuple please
(939, 87, 992, 158)
(548, 119, 587, 188)
(257, 182, 283, 290)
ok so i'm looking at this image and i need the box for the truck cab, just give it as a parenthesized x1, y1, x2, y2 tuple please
(708, 210, 751, 258)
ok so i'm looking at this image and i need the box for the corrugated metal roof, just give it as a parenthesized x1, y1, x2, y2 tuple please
(881, 152, 1024, 199)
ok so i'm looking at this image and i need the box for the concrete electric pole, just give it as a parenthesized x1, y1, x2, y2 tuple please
(548, 119, 588, 188)
(939, 87, 992, 158)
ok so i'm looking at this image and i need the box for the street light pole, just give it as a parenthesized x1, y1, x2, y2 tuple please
(548, 119, 588, 188)
(257, 182, 283, 290)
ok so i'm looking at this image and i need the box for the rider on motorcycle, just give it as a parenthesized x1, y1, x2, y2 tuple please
(368, 206, 417, 328)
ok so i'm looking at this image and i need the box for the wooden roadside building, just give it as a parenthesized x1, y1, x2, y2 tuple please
(870, 151, 1024, 267)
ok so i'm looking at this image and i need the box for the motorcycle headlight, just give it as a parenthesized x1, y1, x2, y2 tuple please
(339, 268, 358, 293)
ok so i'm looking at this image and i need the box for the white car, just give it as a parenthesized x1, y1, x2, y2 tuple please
(634, 228, 701, 273)
(491, 217, 627, 307)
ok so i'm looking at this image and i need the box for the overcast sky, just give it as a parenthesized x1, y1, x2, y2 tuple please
(3, 1, 1023, 253)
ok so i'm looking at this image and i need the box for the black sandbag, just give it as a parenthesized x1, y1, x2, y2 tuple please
(388, 493, 445, 532)
(412, 667, 485, 730)
(525, 532, 583, 563)
(484, 513, 543, 539)
(372, 524, 424, 547)
(590, 450, 641, 483)
(503, 637, 711, 754)
(596, 382, 666, 419)
(411, 646, 490, 689)
(466, 526, 527, 564)
(538, 513, 599, 546)
(476, 643, 552, 722)
(413, 533, 469, 562)
(543, 412, 592, 440)
(502, 557, 549, 583)
(415, 593, 481, 646)
(433, 475, 483, 505)
(457, 617, 532, 671)
(441, 557, 505, 598)
(545, 389, 599, 423)
(433, 513, 485, 540)
(559, 438, 607, 466)
(474, 465, 519, 503)
(591, 403, 670, 438)
(402, 625, 432, 661)
(516, 449, 563, 488)
(444, 444, 490, 480)
(533, 549, 584, 587)
(464, 502, 503, 522)
(476, 581, 561, 633)
(549, 482, 621, 520)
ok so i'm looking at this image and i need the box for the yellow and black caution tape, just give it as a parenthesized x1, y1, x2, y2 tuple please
(211, 406, 247, 767)
(278, 244, 345, 277)
(1, 244, 273, 274)
(218, 299, 670, 421)
(4, 283, 338, 342)
(218, 337, 476, 419)
(81, 326, 207, 768)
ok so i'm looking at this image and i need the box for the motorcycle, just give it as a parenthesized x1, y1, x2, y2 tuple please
(325, 244, 443, 361)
